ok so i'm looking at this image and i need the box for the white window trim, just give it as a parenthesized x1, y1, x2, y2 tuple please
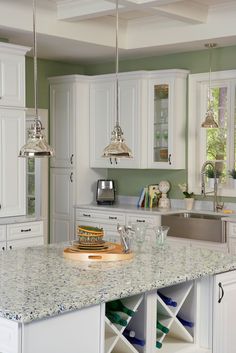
(188, 69, 236, 197)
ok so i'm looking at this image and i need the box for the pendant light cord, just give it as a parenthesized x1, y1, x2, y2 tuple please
(115, 0, 119, 128)
(208, 45, 212, 109)
(33, 0, 38, 118)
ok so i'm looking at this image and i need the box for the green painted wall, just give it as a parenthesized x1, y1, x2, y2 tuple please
(84, 45, 236, 201)
(26, 57, 84, 109)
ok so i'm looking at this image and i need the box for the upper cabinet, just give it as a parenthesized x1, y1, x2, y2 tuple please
(147, 71, 188, 169)
(0, 43, 30, 108)
(0, 43, 29, 218)
(89, 70, 188, 169)
(90, 72, 147, 169)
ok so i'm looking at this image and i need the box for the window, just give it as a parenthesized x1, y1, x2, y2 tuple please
(188, 70, 236, 197)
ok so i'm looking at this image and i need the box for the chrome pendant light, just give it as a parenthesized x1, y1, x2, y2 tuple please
(102, 0, 133, 164)
(201, 43, 218, 129)
(19, 0, 54, 158)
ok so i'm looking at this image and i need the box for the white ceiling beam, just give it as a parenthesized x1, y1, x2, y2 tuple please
(151, 1, 208, 24)
(57, 0, 125, 21)
(56, 0, 186, 21)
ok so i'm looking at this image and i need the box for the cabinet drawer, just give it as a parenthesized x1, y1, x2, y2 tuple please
(126, 214, 160, 227)
(7, 221, 43, 240)
(8, 236, 44, 250)
(0, 225, 6, 242)
(0, 317, 19, 353)
(76, 209, 125, 224)
(228, 222, 236, 237)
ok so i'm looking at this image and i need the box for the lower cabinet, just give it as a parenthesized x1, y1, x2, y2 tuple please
(226, 221, 236, 254)
(0, 221, 44, 251)
(50, 168, 74, 243)
(75, 208, 161, 241)
(213, 271, 236, 353)
(0, 109, 26, 217)
(0, 271, 235, 353)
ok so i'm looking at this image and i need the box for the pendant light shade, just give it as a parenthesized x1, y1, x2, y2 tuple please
(201, 43, 218, 129)
(102, 0, 133, 162)
(19, 119, 54, 157)
(19, 0, 54, 158)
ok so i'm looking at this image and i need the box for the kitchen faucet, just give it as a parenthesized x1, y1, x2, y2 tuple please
(200, 160, 224, 212)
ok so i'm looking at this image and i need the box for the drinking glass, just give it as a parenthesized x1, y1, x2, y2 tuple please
(155, 226, 170, 246)
(132, 223, 147, 253)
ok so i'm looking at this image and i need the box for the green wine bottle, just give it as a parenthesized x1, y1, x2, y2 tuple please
(106, 310, 127, 326)
(157, 321, 169, 334)
(156, 341, 162, 349)
(106, 299, 135, 317)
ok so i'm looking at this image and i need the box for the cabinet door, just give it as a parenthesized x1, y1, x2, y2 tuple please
(90, 79, 115, 168)
(50, 83, 75, 168)
(50, 168, 74, 243)
(0, 52, 25, 107)
(0, 109, 26, 217)
(213, 270, 236, 353)
(90, 77, 143, 169)
(148, 74, 186, 169)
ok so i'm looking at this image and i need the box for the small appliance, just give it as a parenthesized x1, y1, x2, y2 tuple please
(96, 180, 115, 205)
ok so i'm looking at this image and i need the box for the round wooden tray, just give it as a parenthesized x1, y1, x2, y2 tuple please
(63, 242, 134, 262)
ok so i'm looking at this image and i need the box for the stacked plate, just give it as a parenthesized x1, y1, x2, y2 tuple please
(74, 225, 108, 251)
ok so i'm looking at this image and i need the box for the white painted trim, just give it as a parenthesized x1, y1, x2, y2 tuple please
(0, 42, 31, 55)
(188, 69, 236, 198)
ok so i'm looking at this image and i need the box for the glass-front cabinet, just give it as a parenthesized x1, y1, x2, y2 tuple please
(153, 83, 169, 164)
(148, 71, 188, 169)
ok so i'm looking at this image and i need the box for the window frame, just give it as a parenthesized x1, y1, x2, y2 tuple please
(188, 69, 236, 197)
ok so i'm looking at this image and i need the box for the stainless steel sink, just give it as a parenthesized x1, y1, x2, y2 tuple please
(162, 212, 227, 243)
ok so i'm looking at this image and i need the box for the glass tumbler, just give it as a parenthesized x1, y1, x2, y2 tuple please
(132, 223, 147, 253)
(156, 226, 170, 246)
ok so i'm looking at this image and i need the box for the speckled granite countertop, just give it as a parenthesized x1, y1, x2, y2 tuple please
(1, 243, 236, 324)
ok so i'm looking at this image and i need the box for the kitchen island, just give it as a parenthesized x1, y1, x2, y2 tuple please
(1, 242, 236, 353)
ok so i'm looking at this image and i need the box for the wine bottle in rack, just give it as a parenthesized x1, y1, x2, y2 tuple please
(123, 329, 145, 347)
(157, 291, 177, 307)
(156, 321, 169, 334)
(156, 341, 162, 349)
(106, 299, 135, 317)
(106, 310, 127, 326)
(177, 315, 194, 328)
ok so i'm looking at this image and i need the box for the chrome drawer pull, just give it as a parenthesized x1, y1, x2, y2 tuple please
(109, 216, 117, 220)
(137, 219, 145, 223)
(83, 213, 91, 217)
(21, 228, 32, 232)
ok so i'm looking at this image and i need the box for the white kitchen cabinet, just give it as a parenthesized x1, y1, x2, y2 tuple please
(50, 168, 74, 243)
(50, 82, 75, 168)
(49, 75, 106, 243)
(75, 207, 161, 242)
(0, 220, 44, 252)
(147, 70, 188, 169)
(90, 73, 146, 169)
(213, 270, 236, 353)
(89, 70, 188, 169)
(0, 109, 26, 217)
(225, 221, 236, 254)
(0, 304, 103, 353)
(0, 43, 29, 108)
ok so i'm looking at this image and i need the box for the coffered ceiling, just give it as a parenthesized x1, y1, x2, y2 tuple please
(0, 0, 235, 63)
